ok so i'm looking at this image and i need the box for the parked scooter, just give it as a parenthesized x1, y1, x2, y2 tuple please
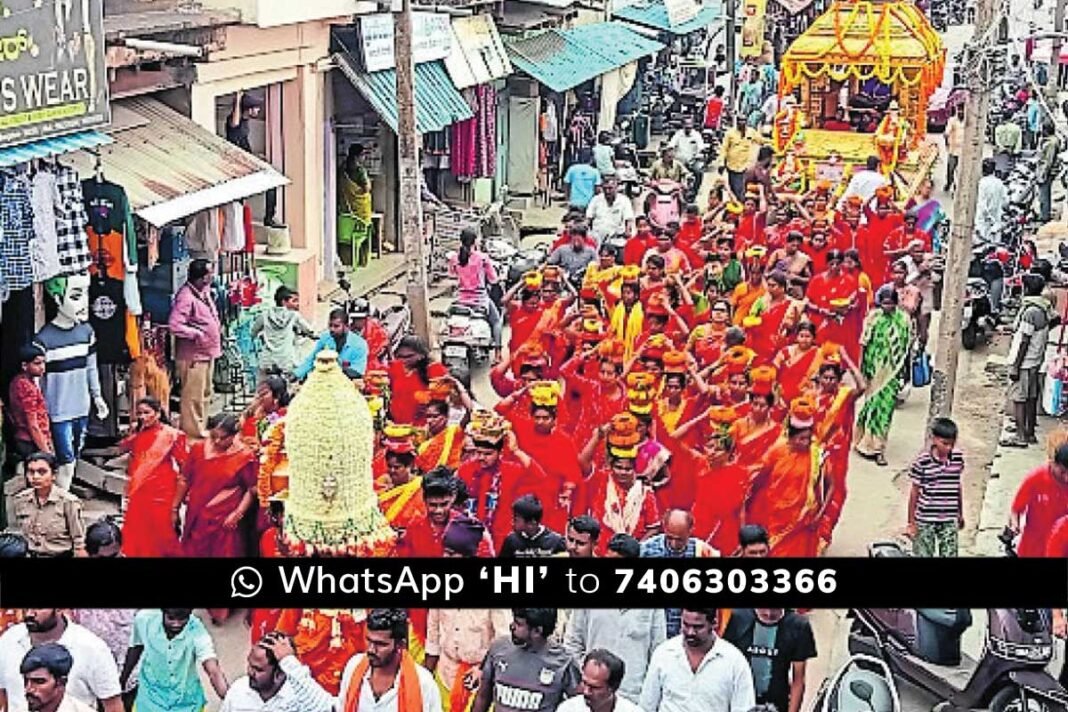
(813, 654, 901, 712)
(434, 303, 494, 371)
(851, 541, 1066, 712)
(644, 179, 685, 229)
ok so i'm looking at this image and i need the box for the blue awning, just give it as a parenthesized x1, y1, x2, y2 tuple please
(0, 130, 113, 169)
(614, 1, 722, 35)
(506, 21, 664, 92)
(336, 55, 474, 135)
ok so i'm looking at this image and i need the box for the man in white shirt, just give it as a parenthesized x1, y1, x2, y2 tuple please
(840, 156, 888, 218)
(944, 107, 964, 191)
(586, 180, 635, 244)
(337, 609, 442, 712)
(556, 650, 642, 712)
(667, 118, 706, 166)
(0, 610, 122, 712)
(219, 634, 335, 712)
(20, 643, 95, 712)
(976, 157, 1008, 245)
(640, 609, 756, 712)
(563, 610, 666, 703)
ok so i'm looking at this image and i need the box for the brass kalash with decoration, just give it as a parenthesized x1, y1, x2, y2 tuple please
(771, 0, 945, 200)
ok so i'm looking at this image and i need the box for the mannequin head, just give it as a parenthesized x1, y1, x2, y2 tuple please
(44, 274, 90, 325)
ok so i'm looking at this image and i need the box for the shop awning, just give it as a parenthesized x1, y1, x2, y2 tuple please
(0, 130, 113, 169)
(336, 54, 474, 135)
(613, 0, 722, 35)
(445, 15, 513, 89)
(65, 97, 289, 227)
(506, 21, 664, 92)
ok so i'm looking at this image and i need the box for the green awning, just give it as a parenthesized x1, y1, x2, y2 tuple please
(506, 21, 664, 93)
(613, 1, 722, 35)
(336, 56, 474, 134)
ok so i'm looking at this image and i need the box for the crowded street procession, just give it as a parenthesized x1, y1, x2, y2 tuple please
(5, 0, 1068, 711)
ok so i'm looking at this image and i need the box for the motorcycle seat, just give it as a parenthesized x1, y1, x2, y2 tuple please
(449, 303, 487, 318)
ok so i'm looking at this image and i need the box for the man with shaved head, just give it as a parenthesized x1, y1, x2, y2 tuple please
(639, 509, 719, 636)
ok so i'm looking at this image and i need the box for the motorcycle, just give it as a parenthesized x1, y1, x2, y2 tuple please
(851, 541, 1066, 712)
(334, 276, 412, 362)
(813, 654, 901, 712)
(644, 179, 685, 229)
(684, 158, 706, 203)
(962, 276, 994, 350)
(505, 243, 550, 289)
(434, 302, 494, 372)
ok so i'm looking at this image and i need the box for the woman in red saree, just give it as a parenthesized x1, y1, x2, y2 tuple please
(687, 299, 732, 368)
(743, 397, 831, 557)
(744, 272, 804, 363)
(121, 397, 187, 558)
(389, 336, 449, 426)
(805, 249, 862, 363)
(653, 353, 710, 509)
(689, 410, 753, 555)
(175, 413, 257, 558)
(774, 321, 828, 402)
(560, 340, 628, 448)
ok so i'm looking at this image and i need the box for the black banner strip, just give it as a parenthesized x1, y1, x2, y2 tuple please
(1, 558, 1064, 608)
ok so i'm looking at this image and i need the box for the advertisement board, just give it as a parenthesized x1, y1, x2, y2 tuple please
(0, 0, 110, 149)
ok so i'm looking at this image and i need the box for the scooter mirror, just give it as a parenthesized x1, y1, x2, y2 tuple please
(849, 680, 875, 704)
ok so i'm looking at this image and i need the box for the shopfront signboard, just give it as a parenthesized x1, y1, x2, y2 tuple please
(0, 0, 110, 149)
(359, 12, 453, 74)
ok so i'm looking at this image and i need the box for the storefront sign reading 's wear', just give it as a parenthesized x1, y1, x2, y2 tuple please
(358, 12, 453, 73)
(0, 0, 109, 149)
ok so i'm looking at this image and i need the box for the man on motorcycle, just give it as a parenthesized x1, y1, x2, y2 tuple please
(668, 117, 707, 170)
(349, 298, 390, 372)
(547, 225, 599, 284)
(650, 145, 688, 183)
(586, 179, 635, 245)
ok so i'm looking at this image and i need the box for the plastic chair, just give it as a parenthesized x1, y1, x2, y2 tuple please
(338, 211, 372, 268)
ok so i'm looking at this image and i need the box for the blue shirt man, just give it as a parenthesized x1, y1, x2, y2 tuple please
(564, 162, 601, 209)
(295, 309, 368, 379)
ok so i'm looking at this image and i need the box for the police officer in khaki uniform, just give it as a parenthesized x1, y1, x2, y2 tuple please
(12, 452, 86, 558)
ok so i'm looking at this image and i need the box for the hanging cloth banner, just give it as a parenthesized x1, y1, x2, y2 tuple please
(740, 0, 769, 59)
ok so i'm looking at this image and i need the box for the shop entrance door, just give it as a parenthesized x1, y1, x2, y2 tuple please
(507, 96, 538, 195)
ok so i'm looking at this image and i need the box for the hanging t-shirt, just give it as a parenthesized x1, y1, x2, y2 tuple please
(81, 178, 137, 268)
(89, 276, 129, 365)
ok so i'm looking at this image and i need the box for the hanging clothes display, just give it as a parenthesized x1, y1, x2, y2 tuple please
(54, 163, 92, 277)
(88, 273, 129, 365)
(450, 85, 498, 181)
(0, 170, 35, 300)
(220, 202, 247, 254)
(82, 176, 142, 317)
(29, 167, 62, 283)
(186, 207, 221, 261)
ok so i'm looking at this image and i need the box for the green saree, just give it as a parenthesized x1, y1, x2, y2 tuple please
(855, 307, 912, 456)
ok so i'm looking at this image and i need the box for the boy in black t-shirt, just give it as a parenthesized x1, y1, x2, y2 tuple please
(499, 495, 567, 558)
(723, 608, 817, 712)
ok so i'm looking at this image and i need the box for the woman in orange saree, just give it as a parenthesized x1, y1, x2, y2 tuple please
(743, 397, 831, 557)
(121, 397, 187, 558)
(416, 399, 464, 473)
(175, 413, 258, 559)
(745, 272, 804, 364)
(728, 373, 783, 473)
(812, 355, 866, 553)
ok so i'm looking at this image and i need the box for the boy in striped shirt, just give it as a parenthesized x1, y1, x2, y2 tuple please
(907, 417, 964, 557)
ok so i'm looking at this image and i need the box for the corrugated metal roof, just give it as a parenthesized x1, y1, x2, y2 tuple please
(337, 56, 474, 134)
(65, 97, 289, 227)
(445, 14, 513, 89)
(613, 0, 722, 34)
(506, 22, 664, 92)
(0, 131, 113, 169)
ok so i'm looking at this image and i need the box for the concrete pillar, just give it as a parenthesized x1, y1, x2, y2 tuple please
(189, 83, 217, 132)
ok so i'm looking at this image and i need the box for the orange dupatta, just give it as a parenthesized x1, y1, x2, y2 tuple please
(344, 651, 424, 712)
